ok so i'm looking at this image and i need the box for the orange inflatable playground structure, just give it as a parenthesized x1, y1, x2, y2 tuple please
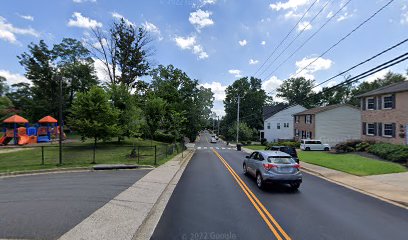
(0, 114, 65, 146)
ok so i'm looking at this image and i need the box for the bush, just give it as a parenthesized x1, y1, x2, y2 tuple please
(367, 143, 408, 163)
(267, 141, 300, 148)
(334, 140, 363, 153)
(355, 142, 371, 152)
(261, 138, 268, 146)
(153, 131, 175, 143)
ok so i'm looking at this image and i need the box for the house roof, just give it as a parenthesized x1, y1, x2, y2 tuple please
(3, 114, 29, 123)
(356, 81, 408, 98)
(294, 104, 358, 116)
(263, 103, 288, 120)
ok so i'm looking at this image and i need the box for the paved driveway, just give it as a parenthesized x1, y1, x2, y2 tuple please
(0, 169, 150, 240)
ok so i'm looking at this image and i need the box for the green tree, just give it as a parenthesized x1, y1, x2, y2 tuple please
(0, 76, 9, 96)
(6, 82, 32, 118)
(223, 77, 270, 139)
(69, 86, 120, 163)
(90, 18, 151, 90)
(107, 83, 145, 141)
(143, 96, 167, 139)
(276, 77, 315, 108)
(227, 122, 254, 142)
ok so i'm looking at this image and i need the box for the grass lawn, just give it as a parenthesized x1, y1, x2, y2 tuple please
(0, 138, 183, 174)
(245, 145, 266, 150)
(298, 151, 407, 176)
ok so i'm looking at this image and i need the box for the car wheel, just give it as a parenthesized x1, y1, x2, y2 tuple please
(305, 147, 311, 151)
(243, 164, 248, 175)
(256, 173, 264, 189)
(324, 147, 329, 151)
(290, 183, 300, 190)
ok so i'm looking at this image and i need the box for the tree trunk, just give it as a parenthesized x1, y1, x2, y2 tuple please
(92, 137, 97, 164)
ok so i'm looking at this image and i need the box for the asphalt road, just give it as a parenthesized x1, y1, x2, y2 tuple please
(152, 132, 408, 240)
(0, 169, 150, 240)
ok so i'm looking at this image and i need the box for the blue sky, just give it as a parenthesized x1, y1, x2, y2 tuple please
(1, 0, 408, 116)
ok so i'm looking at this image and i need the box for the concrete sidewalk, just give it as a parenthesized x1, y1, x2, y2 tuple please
(242, 147, 408, 209)
(59, 148, 195, 240)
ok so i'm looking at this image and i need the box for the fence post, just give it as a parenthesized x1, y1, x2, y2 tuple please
(154, 145, 157, 165)
(137, 146, 140, 164)
(176, 143, 178, 154)
(41, 146, 44, 165)
(165, 144, 168, 158)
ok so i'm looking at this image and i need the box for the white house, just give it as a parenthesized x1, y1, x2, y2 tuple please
(263, 104, 307, 142)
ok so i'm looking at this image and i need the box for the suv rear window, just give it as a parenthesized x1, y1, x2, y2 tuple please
(267, 157, 295, 164)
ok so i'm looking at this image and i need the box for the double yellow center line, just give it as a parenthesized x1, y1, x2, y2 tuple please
(212, 149, 291, 240)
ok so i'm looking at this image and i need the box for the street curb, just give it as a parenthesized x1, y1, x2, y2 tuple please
(241, 147, 408, 210)
(132, 149, 195, 240)
(58, 148, 195, 240)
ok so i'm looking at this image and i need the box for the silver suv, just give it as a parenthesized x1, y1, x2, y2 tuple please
(243, 151, 302, 190)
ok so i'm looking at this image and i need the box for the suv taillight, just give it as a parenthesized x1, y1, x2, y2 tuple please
(263, 163, 277, 171)
(293, 164, 300, 169)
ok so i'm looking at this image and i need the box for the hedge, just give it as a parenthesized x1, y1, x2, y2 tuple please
(367, 143, 408, 163)
(266, 141, 300, 148)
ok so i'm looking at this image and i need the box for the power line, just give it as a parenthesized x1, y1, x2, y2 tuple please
(288, 0, 396, 80)
(258, 0, 335, 79)
(264, 0, 351, 80)
(253, 0, 320, 77)
(312, 37, 408, 90)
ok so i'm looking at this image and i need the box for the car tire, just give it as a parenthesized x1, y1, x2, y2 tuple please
(243, 164, 248, 176)
(256, 173, 264, 189)
(305, 147, 311, 151)
(290, 183, 300, 190)
(324, 147, 329, 151)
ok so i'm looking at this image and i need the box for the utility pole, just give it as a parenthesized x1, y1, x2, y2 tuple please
(58, 75, 63, 165)
(217, 116, 220, 136)
(236, 95, 240, 144)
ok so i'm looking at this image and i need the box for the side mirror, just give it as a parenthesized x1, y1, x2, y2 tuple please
(245, 156, 250, 159)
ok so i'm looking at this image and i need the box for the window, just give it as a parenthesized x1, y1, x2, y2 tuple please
(284, 123, 289, 128)
(301, 131, 306, 139)
(295, 129, 299, 137)
(367, 97, 375, 110)
(267, 123, 270, 129)
(383, 95, 393, 109)
(295, 116, 300, 123)
(306, 115, 312, 124)
(306, 131, 312, 139)
(277, 123, 280, 129)
(383, 123, 393, 137)
(367, 123, 375, 135)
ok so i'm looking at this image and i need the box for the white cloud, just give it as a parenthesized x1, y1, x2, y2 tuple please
(270, 0, 311, 11)
(327, 11, 334, 18)
(174, 36, 209, 59)
(298, 21, 312, 31)
(262, 76, 285, 102)
(0, 70, 30, 85)
(261, 40, 266, 45)
(201, 81, 226, 101)
(0, 16, 39, 43)
(238, 39, 247, 46)
(337, 11, 352, 22)
(363, 68, 389, 83)
(73, 0, 96, 3)
(228, 69, 242, 78)
(92, 38, 108, 49)
(201, 0, 217, 6)
(249, 59, 259, 65)
(18, 14, 34, 21)
(401, 5, 408, 24)
(111, 12, 133, 26)
(284, 10, 303, 19)
(189, 9, 214, 31)
(68, 12, 102, 29)
(142, 21, 162, 40)
(294, 56, 333, 80)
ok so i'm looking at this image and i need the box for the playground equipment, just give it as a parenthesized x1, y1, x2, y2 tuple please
(0, 115, 29, 145)
(0, 115, 65, 145)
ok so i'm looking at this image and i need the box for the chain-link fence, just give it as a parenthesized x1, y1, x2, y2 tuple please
(0, 142, 185, 173)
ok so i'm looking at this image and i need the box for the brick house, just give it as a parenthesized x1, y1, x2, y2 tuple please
(293, 104, 361, 147)
(357, 81, 408, 145)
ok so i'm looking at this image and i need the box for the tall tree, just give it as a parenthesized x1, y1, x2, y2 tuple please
(0, 76, 8, 96)
(276, 77, 315, 108)
(223, 77, 270, 140)
(90, 18, 152, 89)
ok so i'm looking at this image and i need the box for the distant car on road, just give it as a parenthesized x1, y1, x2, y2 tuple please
(210, 137, 217, 143)
(265, 146, 299, 163)
(243, 151, 302, 190)
(300, 139, 330, 151)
